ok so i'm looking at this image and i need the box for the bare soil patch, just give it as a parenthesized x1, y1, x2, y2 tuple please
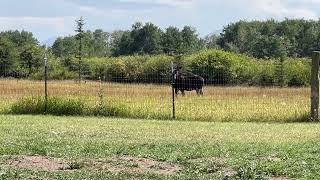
(189, 156, 229, 164)
(260, 154, 282, 162)
(7, 155, 181, 175)
(270, 176, 288, 180)
(222, 167, 238, 177)
(8, 155, 67, 171)
(86, 156, 182, 175)
(188, 157, 237, 177)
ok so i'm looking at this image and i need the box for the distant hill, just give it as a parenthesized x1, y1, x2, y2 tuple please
(41, 36, 58, 47)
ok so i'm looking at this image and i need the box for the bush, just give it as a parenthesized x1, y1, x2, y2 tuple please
(185, 49, 235, 84)
(10, 96, 85, 116)
(30, 49, 311, 87)
(285, 59, 311, 87)
(30, 57, 77, 80)
(251, 61, 276, 86)
(141, 55, 173, 83)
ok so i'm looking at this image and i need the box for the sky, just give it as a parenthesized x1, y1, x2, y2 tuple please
(0, 0, 320, 43)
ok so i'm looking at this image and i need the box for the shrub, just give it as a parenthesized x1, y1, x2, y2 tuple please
(285, 59, 311, 87)
(251, 61, 276, 86)
(32, 49, 311, 87)
(141, 55, 173, 83)
(10, 96, 85, 116)
(185, 49, 260, 85)
(30, 57, 77, 80)
(185, 49, 234, 84)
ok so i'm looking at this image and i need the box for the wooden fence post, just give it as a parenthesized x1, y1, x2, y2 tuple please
(311, 51, 320, 121)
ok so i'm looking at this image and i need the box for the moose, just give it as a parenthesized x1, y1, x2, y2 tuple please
(173, 67, 204, 96)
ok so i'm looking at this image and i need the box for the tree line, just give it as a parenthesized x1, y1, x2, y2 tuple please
(52, 22, 204, 58)
(0, 30, 44, 77)
(51, 19, 320, 59)
(217, 19, 320, 59)
(0, 19, 319, 83)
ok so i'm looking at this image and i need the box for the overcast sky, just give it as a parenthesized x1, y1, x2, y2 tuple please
(0, 0, 320, 42)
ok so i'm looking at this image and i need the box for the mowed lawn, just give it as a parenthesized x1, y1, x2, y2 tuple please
(1, 115, 320, 179)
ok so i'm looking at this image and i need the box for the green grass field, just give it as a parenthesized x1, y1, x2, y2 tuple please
(1, 115, 320, 179)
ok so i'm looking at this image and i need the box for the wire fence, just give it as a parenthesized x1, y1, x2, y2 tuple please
(0, 60, 310, 122)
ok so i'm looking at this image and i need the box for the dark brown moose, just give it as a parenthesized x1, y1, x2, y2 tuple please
(174, 71, 204, 96)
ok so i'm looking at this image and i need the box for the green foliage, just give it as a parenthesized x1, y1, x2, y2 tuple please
(10, 96, 85, 116)
(112, 22, 203, 56)
(86, 55, 174, 83)
(0, 24, 312, 87)
(82, 49, 311, 86)
(52, 36, 77, 58)
(252, 61, 276, 86)
(113, 22, 164, 55)
(30, 55, 77, 80)
(185, 49, 242, 84)
(0, 30, 45, 78)
(0, 36, 18, 76)
(184, 49, 278, 85)
(220, 19, 320, 58)
(284, 59, 311, 86)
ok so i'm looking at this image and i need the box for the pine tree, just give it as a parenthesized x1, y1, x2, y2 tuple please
(75, 17, 85, 82)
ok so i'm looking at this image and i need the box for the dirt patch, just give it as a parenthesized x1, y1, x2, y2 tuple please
(260, 155, 282, 162)
(86, 156, 182, 175)
(270, 176, 288, 180)
(7, 155, 182, 175)
(222, 167, 237, 177)
(188, 157, 237, 177)
(189, 157, 229, 164)
(8, 155, 68, 171)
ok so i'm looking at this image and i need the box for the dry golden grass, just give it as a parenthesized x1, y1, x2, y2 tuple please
(0, 79, 310, 122)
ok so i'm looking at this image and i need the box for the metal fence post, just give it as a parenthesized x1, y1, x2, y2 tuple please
(44, 48, 48, 114)
(171, 61, 176, 119)
(311, 51, 320, 121)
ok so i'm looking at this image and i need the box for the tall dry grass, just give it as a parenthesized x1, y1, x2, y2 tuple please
(0, 79, 310, 122)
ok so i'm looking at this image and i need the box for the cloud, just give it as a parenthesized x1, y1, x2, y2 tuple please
(245, 0, 318, 20)
(79, 5, 128, 17)
(255, 0, 317, 19)
(304, 0, 320, 4)
(119, 0, 196, 8)
(0, 16, 75, 33)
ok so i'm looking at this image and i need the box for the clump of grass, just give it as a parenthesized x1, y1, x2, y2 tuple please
(90, 101, 128, 117)
(10, 96, 85, 116)
(90, 78, 129, 117)
(9, 95, 131, 117)
(67, 161, 84, 170)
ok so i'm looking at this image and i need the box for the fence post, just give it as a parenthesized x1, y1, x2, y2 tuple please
(44, 48, 48, 113)
(171, 61, 176, 119)
(311, 51, 320, 121)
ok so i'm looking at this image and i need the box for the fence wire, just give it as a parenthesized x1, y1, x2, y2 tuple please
(0, 61, 310, 122)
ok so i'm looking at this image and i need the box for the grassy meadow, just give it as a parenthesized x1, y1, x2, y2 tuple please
(0, 115, 320, 179)
(0, 79, 310, 122)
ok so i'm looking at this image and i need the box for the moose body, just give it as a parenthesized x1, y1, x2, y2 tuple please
(174, 72, 204, 96)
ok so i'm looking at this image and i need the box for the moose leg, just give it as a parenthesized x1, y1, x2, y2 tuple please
(181, 90, 185, 96)
(196, 89, 200, 95)
(199, 88, 204, 96)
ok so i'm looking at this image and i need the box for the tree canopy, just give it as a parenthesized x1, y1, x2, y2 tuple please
(219, 19, 320, 59)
